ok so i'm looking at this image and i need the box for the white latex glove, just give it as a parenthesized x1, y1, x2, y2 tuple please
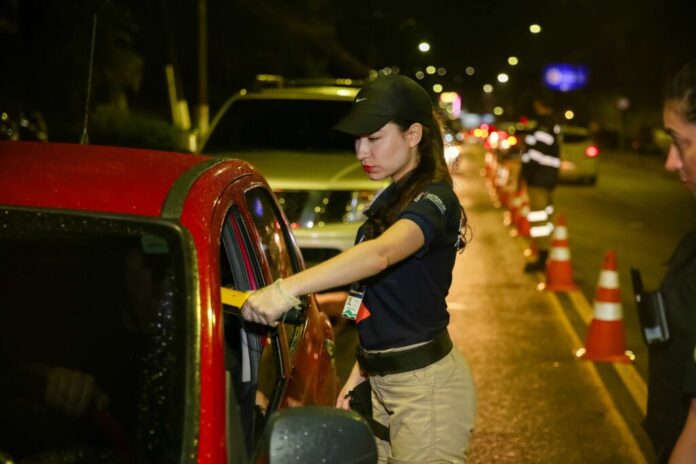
(241, 279, 300, 327)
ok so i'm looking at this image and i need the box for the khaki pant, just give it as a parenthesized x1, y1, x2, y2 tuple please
(369, 348, 476, 463)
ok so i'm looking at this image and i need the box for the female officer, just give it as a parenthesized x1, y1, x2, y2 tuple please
(644, 60, 696, 464)
(242, 74, 476, 462)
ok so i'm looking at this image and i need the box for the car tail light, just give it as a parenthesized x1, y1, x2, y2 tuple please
(585, 145, 599, 158)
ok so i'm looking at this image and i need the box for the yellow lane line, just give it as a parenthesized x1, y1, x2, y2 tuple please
(567, 290, 593, 324)
(566, 290, 647, 414)
(546, 292, 648, 464)
(498, 175, 649, 424)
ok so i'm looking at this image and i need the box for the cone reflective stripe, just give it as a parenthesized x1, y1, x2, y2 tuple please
(545, 214, 577, 291)
(579, 250, 633, 363)
(592, 301, 623, 321)
(549, 245, 570, 261)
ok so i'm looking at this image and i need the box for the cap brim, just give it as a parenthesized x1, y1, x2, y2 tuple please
(333, 109, 391, 136)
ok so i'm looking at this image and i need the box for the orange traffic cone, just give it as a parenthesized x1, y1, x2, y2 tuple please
(545, 213, 577, 291)
(578, 250, 633, 362)
(509, 185, 526, 228)
(516, 195, 531, 238)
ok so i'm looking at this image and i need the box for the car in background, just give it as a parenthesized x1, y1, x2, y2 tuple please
(0, 142, 376, 464)
(492, 120, 600, 185)
(197, 80, 390, 267)
(557, 124, 600, 185)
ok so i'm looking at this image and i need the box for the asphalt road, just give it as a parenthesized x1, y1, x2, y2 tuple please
(554, 149, 696, 379)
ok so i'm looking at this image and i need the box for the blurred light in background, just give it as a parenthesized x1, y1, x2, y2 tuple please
(493, 106, 504, 116)
(483, 84, 493, 93)
(497, 73, 509, 83)
(418, 41, 431, 52)
(508, 56, 519, 66)
(426, 66, 436, 75)
(544, 64, 589, 91)
(440, 91, 462, 118)
(437, 67, 447, 76)
(465, 66, 475, 76)
(415, 70, 425, 80)
(564, 110, 575, 120)
(432, 84, 443, 93)
(530, 24, 542, 33)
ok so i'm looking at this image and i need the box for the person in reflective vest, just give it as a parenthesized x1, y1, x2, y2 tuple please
(519, 91, 560, 272)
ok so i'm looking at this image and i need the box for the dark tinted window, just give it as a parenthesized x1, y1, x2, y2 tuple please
(204, 98, 354, 153)
(245, 187, 299, 280)
(0, 210, 188, 464)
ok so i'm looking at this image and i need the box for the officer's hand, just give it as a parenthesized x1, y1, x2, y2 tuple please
(241, 279, 300, 327)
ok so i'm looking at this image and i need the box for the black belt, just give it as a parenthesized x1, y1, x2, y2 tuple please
(356, 331, 453, 376)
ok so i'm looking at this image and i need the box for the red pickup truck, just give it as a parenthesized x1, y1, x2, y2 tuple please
(0, 142, 375, 464)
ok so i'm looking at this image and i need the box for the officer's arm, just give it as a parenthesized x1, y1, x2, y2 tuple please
(282, 219, 424, 297)
(669, 397, 696, 464)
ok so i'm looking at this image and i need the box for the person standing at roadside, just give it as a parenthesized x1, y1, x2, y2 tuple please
(241, 74, 476, 463)
(519, 90, 561, 272)
(644, 60, 696, 464)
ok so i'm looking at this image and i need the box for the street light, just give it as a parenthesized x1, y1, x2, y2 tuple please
(418, 41, 431, 53)
(497, 73, 509, 83)
(530, 24, 542, 34)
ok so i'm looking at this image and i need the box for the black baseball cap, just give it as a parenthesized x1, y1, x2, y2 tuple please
(333, 75, 433, 136)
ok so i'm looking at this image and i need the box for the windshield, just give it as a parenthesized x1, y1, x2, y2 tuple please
(0, 209, 190, 464)
(204, 98, 355, 153)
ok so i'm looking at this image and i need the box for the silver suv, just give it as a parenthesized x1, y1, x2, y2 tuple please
(557, 124, 599, 185)
(198, 82, 389, 266)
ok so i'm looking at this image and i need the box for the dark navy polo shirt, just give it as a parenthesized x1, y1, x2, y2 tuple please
(355, 180, 462, 350)
(644, 229, 696, 453)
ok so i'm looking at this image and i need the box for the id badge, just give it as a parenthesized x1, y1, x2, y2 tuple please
(342, 283, 365, 320)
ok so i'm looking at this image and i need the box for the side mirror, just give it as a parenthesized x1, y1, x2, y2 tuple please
(253, 407, 377, 464)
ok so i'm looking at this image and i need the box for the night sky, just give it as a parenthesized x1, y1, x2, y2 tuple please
(1, 0, 694, 145)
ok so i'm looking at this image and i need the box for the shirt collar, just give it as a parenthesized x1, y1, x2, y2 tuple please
(363, 182, 398, 218)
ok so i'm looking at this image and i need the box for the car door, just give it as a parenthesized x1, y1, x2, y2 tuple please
(211, 174, 336, 461)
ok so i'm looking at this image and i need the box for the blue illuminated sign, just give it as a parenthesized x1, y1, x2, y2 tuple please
(543, 64, 588, 91)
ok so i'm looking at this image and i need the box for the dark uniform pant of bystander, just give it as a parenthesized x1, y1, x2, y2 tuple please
(526, 185, 554, 252)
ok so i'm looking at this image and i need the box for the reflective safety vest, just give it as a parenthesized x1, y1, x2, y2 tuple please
(521, 123, 560, 188)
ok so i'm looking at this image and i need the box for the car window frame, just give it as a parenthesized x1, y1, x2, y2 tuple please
(213, 178, 309, 457)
